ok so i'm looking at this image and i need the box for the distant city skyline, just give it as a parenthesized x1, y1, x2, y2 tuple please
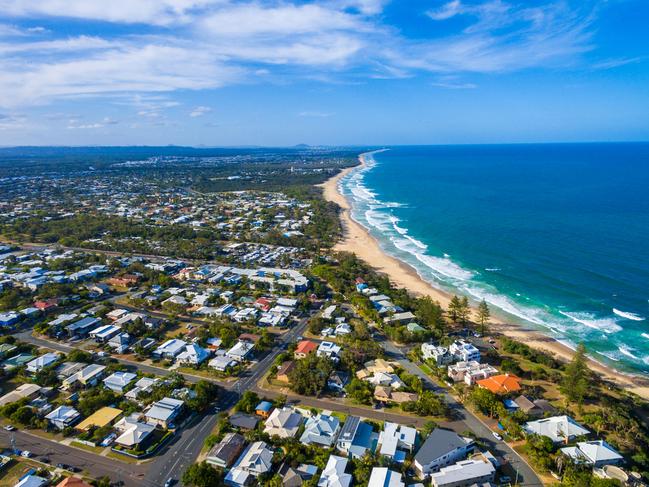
(0, 0, 647, 146)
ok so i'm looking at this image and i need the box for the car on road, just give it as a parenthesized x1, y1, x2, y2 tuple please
(492, 432, 503, 440)
(40, 457, 50, 464)
(3, 425, 15, 431)
(164, 479, 175, 487)
(20, 451, 32, 458)
(499, 476, 512, 484)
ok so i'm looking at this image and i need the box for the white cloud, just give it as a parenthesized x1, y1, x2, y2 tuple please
(0, 43, 241, 107)
(0, 0, 602, 109)
(298, 111, 333, 117)
(190, 105, 212, 117)
(0, 0, 221, 26)
(427, 0, 463, 21)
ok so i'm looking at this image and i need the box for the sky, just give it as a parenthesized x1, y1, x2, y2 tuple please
(0, 0, 648, 146)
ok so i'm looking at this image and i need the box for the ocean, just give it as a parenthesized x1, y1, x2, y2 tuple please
(339, 143, 649, 375)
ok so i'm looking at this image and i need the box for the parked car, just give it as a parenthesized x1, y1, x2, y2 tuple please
(164, 479, 175, 487)
(492, 432, 503, 441)
(20, 451, 32, 458)
(4, 425, 15, 431)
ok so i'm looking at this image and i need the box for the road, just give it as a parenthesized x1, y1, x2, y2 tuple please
(379, 336, 542, 486)
(0, 428, 150, 486)
(15, 311, 541, 485)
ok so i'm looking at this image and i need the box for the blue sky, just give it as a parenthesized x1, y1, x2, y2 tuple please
(0, 0, 647, 146)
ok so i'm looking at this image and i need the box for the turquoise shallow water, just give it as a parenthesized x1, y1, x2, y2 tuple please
(340, 143, 649, 375)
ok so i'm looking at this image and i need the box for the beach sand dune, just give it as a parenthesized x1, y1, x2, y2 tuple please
(319, 153, 649, 400)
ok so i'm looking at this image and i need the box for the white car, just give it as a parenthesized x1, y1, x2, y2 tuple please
(492, 432, 503, 441)
(4, 425, 15, 431)
(20, 451, 32, 458)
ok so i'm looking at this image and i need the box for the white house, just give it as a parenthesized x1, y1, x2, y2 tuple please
(226, 341, 255, 362)
(318, 455, 352, 487)
(430, 458, 495, 487)
(449, 341, 480, 362)
(103, 371, 137, 393)
(317, 341, 342, 361)
(300, 414, 341, 447)
(561, 441, 624, 467)
(378, 422, 417, 462)
(263, 407, 303, 438)
(153, 339, 187, 359)
(45, 405, 80, 430)
(26, 352, 60, 373)
(209, 355, 238, 372)
(421, 344, 453, 366)
(226, 441, 274, 487)
(145, 397, 184, 428)
(523, 415, 591, 444)
(176, 343, 210, 365)
(368, 468, 405, 487)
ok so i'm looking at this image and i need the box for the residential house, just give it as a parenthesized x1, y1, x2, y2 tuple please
(384, 311, 416, 325)
(114, 415, 156, 450)
(153, 339, 187, 360)
(317, 341, 342, 361)
(337, 416, 375, 459)
(294, 340, 318, 359)
(89, 324, 121, 343)
(300, 414, 341, 447)
(318, 455, 352, 487)
(413, 428, 474, 479)
(75, 407, 122, 432)
(63, 364, 106, 389)
(226, 441, 274, 487)
(263, 407, 304, 438)
(449, 341, 481, 363)
(476, 374, 522, 395)
(507, 395, 556, 418)
(46, 405, 81, 430)
(103, 371, 137, 393)
(276, 361, 295, 383)
(368, 468, 405, 487)
(447, 361, 498, 386)
(421, 344, 453, 366)
(561, 441, 624, 467)
(229, 413, 259, 430)
(523, 415, 591, 444)
(145, 397, 184, 428)
(255, 401, 274, 418)
(0, 383, 41, 407)
(26, 352, 60, 373)
(206, 432, 247, 469)
(430, 458, 496, 487)
(125, 377, 158, 401)
(209, 355, 238, 372)
(226, 340, 255, 362)
(327, 371, 349, 392)
(176, 343, 210, 365)
(378, 422, 417, 462)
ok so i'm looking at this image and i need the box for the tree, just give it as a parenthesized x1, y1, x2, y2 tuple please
(346, 379, 374, 405)
(561, 343, 590, 410)
(447, 296, 461, 323)
(288, 353, 333, 396)
(476, 299, 490, 335)
(182, 461, 224, 487)
(458, 296, 471, 324)
(235, 391, 260, 414)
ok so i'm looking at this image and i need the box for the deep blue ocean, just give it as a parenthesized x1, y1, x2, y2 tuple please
(340, 143, 649, 375)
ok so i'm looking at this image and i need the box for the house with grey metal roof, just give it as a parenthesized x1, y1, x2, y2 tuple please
(413, 428, 474, 479)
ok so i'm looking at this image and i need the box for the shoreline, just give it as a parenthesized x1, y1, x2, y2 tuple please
(319, 152, 649, 401)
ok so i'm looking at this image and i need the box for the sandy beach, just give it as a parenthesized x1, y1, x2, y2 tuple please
(319, 153, 649, 400)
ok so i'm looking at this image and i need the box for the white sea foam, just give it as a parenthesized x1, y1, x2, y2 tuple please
(596, 350, 621, 362)
(559, 311, 622, 334)
(485, 268, 501, 272)
(612, 308, 646, 321)
(641, 333, 649, 340)
(618, 346, 639, 360)
(414, 253, 474, 281)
